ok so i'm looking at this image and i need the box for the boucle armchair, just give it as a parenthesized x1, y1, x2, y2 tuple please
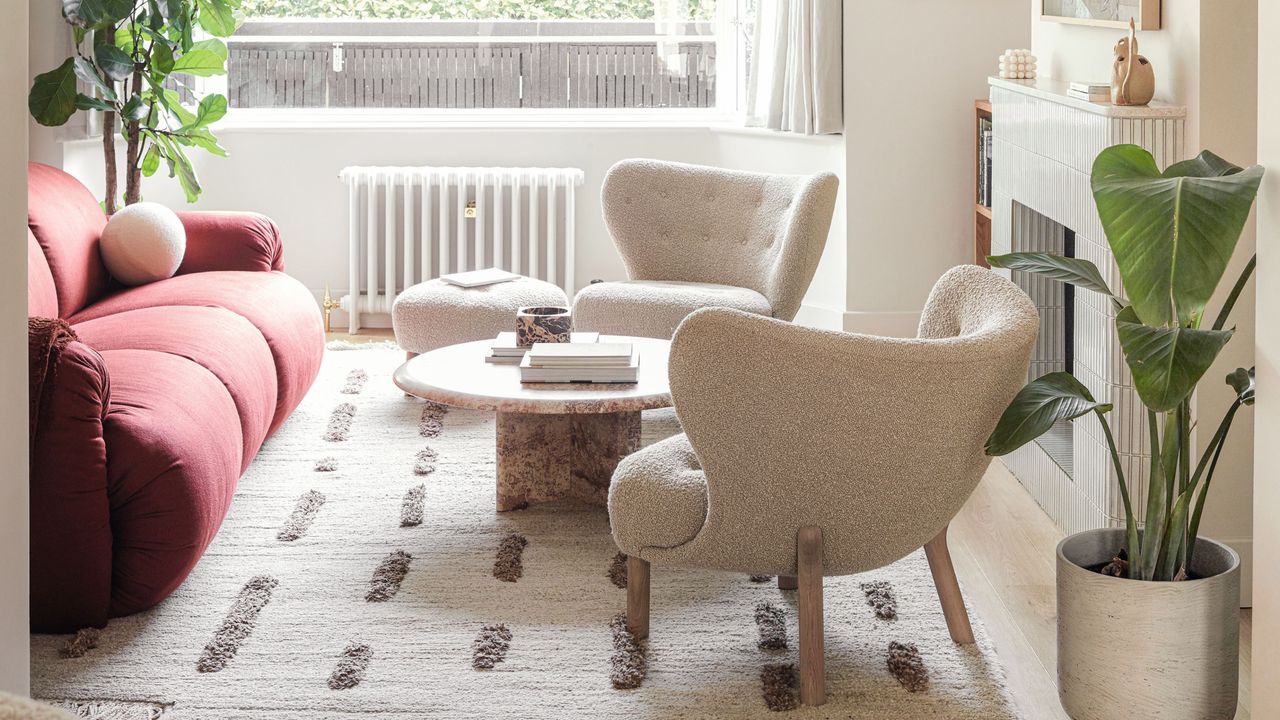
(572, 159, 839, 338)
(608, 265, 1038, 705)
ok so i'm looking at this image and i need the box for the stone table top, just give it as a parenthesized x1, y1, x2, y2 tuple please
(393, 336, 673, 414)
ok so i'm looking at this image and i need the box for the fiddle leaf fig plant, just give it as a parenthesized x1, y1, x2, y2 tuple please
(29, 0, 242, 212)
(985, 145, 1263, 582)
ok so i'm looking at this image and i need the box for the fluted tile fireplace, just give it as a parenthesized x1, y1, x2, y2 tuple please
(988, 76, 1187, 536)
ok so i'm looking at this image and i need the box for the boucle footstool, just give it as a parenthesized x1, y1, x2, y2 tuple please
(392, 277, 569, 357)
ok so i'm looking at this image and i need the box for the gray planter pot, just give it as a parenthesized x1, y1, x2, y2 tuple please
(1056, 528, 1240, 720)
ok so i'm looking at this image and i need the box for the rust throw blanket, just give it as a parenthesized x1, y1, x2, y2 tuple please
(29, 316, 78, 451)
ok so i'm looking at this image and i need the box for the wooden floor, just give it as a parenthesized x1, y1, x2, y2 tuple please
(951, 462, 1253, 720)
(322, 332, 1253, 718)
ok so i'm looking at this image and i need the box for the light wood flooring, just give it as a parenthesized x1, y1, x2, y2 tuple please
(324, 330, 1253, 719)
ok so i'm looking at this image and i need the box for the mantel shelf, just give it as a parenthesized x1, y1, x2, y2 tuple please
(988, 76, 1187, 119)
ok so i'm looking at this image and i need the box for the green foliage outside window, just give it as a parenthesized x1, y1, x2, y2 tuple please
(239, 0, 716, 20)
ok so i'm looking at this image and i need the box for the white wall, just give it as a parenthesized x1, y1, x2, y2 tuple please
(1252, 0, 1280, 712)
(3, 0, 31, 697)
(1031, 0, 1260, 603)
(842, 0, 1030, 337)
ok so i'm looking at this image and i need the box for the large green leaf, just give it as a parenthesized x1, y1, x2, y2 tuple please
(75, 92, 115, 112)
(197, 0, 241, 36)
(1092, 145, 1263, 327)
(188, 93, 227, 128)
(62, 0, 134, 28)
(1115, 306, 1233, 411)
(986, 252, 1116, 298)
(171, 39, 228, 76)
(29, 58, 79, 126)
(985, 372, 1112, 456)
(94, 38, 134, 82)
(70, 56, 118, 102)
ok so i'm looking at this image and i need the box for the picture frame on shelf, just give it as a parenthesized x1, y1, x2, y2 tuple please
(1041, 0, 1161, 30)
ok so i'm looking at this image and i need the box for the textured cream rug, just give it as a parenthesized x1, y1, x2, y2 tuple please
(32, 346, 1017, 719)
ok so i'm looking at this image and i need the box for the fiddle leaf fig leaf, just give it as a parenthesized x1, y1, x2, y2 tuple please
(171, 39, 228, 76)
(1227, 367, 1256, 406)
(72, 56, 117, 101)
(29, 58, 79, 126)
(985, 372, 1111, 456)
(1115, 306, 1233, 412)
(196, 0, 241, 37)
(75, 92, 116, 112)
(94, 41, 133, 82)
(63, 0, 134, 28)
(1092, 145, 1264, 327)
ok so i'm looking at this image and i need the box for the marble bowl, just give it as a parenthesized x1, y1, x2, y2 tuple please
(516, 306, 572, 347)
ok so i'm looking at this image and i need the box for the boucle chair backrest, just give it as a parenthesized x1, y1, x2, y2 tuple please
(601, 159, 839, 322)
(664, 266, 1039, 576)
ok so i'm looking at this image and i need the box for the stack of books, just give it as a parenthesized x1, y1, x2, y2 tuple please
(519, 342, 639, 384)
(440, 267, 521, 288)
(977, 117, 993, 209)
(1067, 82, 1111, 103)
(485, 331, 599, 364)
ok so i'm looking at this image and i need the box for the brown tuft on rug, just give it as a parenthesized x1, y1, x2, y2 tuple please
(324, 403, 357, 442)
(59, 628, 100, 659)
(753, 602, 788, 650)
(887, 641, 930, 693)
(493, 533, 528, 582)
(607, 552, 628, 589)
(196, 575, 278, 673)
(862, 580, 899, 621)
(328, 642, 373, 690)
(400, 485, 426, 527)
(472, 624, 513, 670)
(608, 615, 647, 689)
(759, 663, 798, 711)
(277, 490, 326, 542)
(366, 550, 412, 601)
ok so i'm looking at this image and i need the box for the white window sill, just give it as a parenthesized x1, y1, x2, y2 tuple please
(214, 108, 739, 132)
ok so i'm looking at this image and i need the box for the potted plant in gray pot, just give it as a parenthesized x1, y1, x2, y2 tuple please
(984, 144, 1262, 720)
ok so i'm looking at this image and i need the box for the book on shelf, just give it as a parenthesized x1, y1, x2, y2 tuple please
(1067, 90, 1111, 103)
(439, 267, 522, 288)
(484, 332, 601, 364)
(1069, 81, 1111, 93)
(977, 117, 993, 209)
(519, 347, 640, 384)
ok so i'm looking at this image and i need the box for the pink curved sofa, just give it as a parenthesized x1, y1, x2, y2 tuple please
(28, 162, 324, 632)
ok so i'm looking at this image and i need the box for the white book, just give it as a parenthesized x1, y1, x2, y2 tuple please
(526, 342, 633, 361)
(439, 267, 522, 288)
(491, 331, 600, 356)
(1069, 81, 1111, 93)
(519, 348, 639, 383)
(1068, 89, 1110, 102)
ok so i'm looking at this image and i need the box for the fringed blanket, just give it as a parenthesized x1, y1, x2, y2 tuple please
(29, 316, 79, 451)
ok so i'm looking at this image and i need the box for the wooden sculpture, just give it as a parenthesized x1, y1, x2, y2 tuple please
(1112, 18, 1155, 106)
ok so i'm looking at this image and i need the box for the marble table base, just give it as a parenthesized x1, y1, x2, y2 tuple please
(495, 410, 641, 512)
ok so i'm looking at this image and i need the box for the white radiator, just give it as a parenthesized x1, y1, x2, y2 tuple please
(339, 166, 585, 332)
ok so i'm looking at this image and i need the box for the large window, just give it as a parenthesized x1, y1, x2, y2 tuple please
(217, 0, 750, 115)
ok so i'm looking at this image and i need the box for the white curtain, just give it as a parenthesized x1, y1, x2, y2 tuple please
(745, 0, 844, 135)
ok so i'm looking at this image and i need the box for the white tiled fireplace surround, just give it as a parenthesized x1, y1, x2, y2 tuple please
(988, 77, 1188, 536)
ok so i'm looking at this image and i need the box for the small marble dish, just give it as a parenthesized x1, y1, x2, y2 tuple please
(516, 306, 572, 347)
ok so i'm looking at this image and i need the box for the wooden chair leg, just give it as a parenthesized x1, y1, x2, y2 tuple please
(797, 526, 825, 706)
(778, 575, 798, 590)
(923, 525, 975, 645)
(627, 556, 650, 640)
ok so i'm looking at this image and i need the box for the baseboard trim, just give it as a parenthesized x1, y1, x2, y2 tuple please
(794, 302, 846, 330)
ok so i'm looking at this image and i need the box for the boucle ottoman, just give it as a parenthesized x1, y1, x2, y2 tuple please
(392, 276, 569, 356)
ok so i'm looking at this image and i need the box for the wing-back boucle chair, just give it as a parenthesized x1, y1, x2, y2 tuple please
(572, 159, 839, 338)
(607, 265, 1038, 705)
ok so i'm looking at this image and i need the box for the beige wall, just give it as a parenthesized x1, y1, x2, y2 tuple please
(1031, 0, 1260, 603)
(842, 0, 1030, 337)
(1252, 0, 1280, 712)
(2, 0, 30, 697)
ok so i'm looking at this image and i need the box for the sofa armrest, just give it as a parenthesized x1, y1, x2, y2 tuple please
(176, 211, 284, 274)
(30, 339, 113, 631)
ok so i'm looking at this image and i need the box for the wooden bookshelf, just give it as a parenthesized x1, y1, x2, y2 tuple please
(974, 99, 993, 267)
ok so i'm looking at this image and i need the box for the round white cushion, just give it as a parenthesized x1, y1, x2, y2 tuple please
(100, 202, 186, 286)
(392, 277, 569, 354)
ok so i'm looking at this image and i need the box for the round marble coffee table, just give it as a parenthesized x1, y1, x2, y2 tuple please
(393, 336, 672, 511)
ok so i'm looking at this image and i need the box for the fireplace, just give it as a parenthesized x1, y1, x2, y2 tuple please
(987, 76, 1187, 535)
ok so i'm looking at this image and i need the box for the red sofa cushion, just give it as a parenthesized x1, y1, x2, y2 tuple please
(28, 163, 110, 318)
(176, 211, 284, 274)
(28, 230, 58, 318)
(99, 348, 243, 617)
(74, 306, 278, 470)
(71, 271, 324, 435)
(29, 341, 112, 632)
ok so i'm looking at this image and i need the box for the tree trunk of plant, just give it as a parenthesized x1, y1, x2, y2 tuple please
(124, 63, 143, 205)
(103, 111, 118, 215)
(124, 119, 142, 205)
